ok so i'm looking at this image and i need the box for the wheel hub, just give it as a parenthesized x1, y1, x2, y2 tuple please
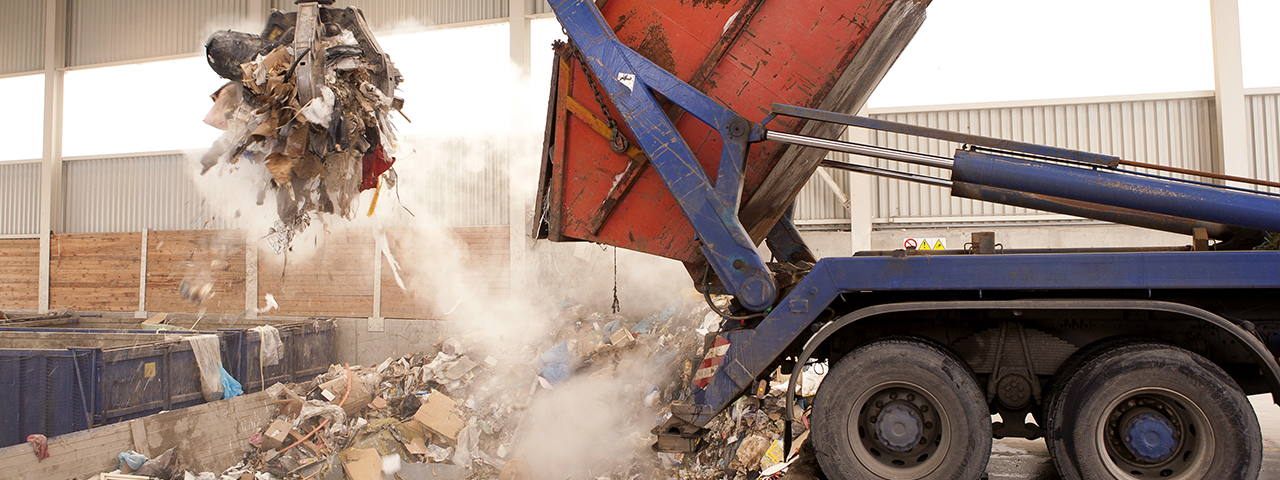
(1122, 411, 1178, 463)
(1098, 389, 1213, 479)
(875, 404, 924, 452)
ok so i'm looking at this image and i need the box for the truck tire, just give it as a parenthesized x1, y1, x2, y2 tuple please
(1041, 336, 1148, 443)
(1045, 341, 1261, 480)
(812, 337, 990, 480)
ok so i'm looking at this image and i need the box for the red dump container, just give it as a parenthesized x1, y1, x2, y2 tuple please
(535, 0, 930, 265)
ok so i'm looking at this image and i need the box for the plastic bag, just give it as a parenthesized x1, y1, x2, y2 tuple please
(119, 450, 147, 471)
(537, 341, 571, 384)
(220, 365, 243, 399)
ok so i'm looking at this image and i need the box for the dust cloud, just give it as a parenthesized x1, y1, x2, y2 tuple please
(184, 15, 704, 478)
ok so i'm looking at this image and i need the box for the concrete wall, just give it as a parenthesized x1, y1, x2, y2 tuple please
(0, 385, 281, 479)
(798, 224, 1191, 258)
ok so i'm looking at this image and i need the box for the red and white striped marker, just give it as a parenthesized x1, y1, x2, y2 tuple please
(693, 335, 731, 389)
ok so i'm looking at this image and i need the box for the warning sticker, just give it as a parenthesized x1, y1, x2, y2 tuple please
(904, 238, 946, 250)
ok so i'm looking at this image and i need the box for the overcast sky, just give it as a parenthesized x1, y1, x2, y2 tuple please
(2, 1, 1278, 161)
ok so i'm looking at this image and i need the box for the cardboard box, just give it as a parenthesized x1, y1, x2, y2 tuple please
(341, 448, 382, 480)
(320, 374, 372, 416)
(610, 327, 635, 347)
(413, 392, 464, 442)
(262, 419, 292, 450)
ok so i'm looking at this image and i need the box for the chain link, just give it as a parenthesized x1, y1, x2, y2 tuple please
(568, 40, 629, 154)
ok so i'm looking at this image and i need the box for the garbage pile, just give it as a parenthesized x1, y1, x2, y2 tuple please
(201, 5, 404, 253)
(94, 292, 823, 480)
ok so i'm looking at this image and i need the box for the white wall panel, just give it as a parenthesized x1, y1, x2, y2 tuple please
(62, 153, 230, 233)
(1246, 92, 1280, 194)
(68, 0, 259, 67)
(0, 0, 44, 75)
(0, 163, 41, 236)
(531, 0, 553, 16)
(389, 135, 510, 227)
(862, 96, 1217, 222)
(269, 0, 507, 30)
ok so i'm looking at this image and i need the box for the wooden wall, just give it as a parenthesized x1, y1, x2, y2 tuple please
(147, 230, 247, 314)
(380, 226, 511, 319)
(49, 233, 141, 311)
(1, 226, 511, 319)
(258, 228, 376, 318)
(0, 239, 39, 310)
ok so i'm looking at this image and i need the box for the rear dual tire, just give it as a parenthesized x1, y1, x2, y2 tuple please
(1045, 341, 1261, 480)
(813, 338, 991, 480)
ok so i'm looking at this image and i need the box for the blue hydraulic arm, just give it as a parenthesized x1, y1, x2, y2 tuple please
(548, 0, 777, 312)
(548, 0, 1280, 456)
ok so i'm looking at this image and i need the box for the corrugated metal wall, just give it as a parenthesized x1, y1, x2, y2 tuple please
(792, 143, 853, 224)
(58, 142, 507, 233)
(67, 0, 260, 67)
(1246, 92, 1280, 194)
(790, 95, 1221, 224)
(62, 154, 229, 233)
(392, 135, 510, 226)
(530, 0, 553, 15)
(268, 0, 508, 30)
(0, 163, 41, 236)
(0, 0, 43, 75)
(64, 0, 509, 68)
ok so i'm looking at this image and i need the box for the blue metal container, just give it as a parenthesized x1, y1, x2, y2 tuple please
(0, 319, 336, 448)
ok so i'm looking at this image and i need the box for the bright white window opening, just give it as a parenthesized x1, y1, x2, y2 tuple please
(0, 74, 45, 162)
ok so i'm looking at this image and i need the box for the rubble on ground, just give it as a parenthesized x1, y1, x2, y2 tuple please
(84, 291, 822, 480)
(201, 5, 405, 253)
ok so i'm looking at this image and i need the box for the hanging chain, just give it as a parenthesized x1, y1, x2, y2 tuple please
(568, 40, 630, 154)
(611, 246, 621, 314)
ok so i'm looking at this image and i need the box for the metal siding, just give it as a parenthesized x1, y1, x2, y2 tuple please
(530, 0, 552, 15)
(0, 163, 42, 236)
(859, 97, 1217, 222)
(62, 154, 230, 233)
(1246, 93, 1280, 194)
(67, 0, 258, 67)
(380, 135, 509, 227)
(268, 0, 507, 30)
(0, 0, 44, 75)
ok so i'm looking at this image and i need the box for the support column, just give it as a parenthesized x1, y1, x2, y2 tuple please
(137, 229, 147, 317)
(508, 0, 532, 297)
(37, 0, 66, 313)
(1210, 0, 1250, 185)
(848, 107, 874, 253)
(370, 232, 383, 332)
(245, 231, 258, 318)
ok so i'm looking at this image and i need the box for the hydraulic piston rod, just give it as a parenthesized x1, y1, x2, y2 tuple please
(766, 130, 955, 170)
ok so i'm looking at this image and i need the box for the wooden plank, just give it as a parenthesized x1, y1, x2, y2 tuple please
(256, 228, 375, 317)
(146, 230, 248, 314)
(380, 226, 510, 319)
(0, 239, 39, 310)
(50, 233, 142, 311)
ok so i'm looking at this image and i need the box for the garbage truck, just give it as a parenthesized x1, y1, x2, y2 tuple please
(533, 0, 1280, 478)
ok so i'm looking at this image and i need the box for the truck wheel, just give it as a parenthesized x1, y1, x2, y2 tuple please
(1041, 336, 1147, 443)
(1045, 342, 1261, 480)
(812, 338, 990, 480)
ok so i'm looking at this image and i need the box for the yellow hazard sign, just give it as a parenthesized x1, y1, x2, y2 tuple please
(905, 238, 946, 250)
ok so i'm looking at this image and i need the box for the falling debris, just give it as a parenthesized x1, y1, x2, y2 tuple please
(62, 292, 818, 480)
(201, 3, 405, 253)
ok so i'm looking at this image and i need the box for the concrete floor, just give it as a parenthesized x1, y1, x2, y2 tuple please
(985, 395, 1280, 479)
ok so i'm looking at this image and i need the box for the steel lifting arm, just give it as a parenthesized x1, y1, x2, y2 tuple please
(549, 0, 777, 312)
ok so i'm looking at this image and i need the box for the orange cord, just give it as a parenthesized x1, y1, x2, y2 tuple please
(279, 363, 353, 454)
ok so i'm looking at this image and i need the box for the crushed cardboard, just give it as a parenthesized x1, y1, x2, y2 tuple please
(200, 4, 404, 252)
(413, 393, 465, 442)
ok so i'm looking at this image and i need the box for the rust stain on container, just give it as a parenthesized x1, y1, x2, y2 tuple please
(637, 24, 679, 74)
